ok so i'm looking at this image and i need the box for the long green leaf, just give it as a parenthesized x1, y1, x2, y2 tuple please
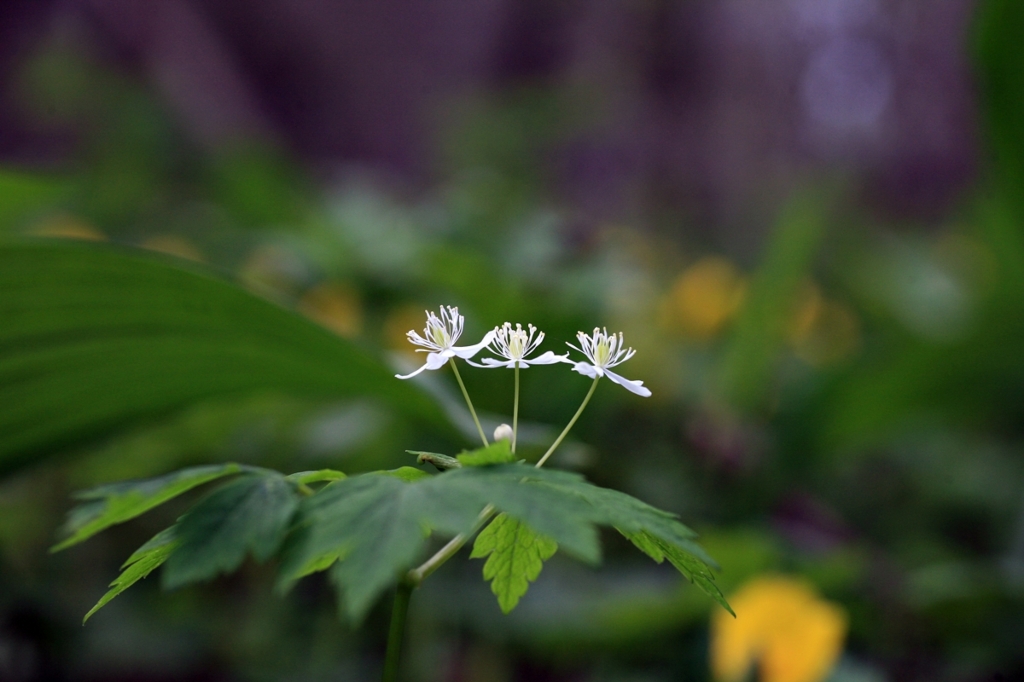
(52, 463, 242, 551)
(0, 240, 449, 474)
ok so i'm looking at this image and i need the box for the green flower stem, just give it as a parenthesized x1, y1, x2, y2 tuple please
(406, 504, 495, 586)
(449, 359, 489, 448)
(512, 362, 520, 454)
(534, 376, 599, 469)
(382, 580, 414, 682)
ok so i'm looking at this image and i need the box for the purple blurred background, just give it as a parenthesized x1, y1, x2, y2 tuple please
(1, 0, 979, 245)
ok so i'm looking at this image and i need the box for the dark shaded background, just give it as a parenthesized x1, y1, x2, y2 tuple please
(3, 1, 1024, 681)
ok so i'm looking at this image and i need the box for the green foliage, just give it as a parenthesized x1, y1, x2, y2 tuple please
(288, 471, 485, 619)
(0, 241, 450, 475)
(59, 450, 727, 623)
(0, 169, 71, 232)
(718, 188, 832, 409)
(470, 513, 557, 613)
(380, 466, 431, 482)
(52, 463, 242, 551)
(83, 527, 179, 623)
(622, 529, 734, 617)
(409, 451, 462, 471)
(286, 470, 347, 485)
(457, 439, 515, 466)
(974, 0, 1024, 190)
(163, 473, 300, 588)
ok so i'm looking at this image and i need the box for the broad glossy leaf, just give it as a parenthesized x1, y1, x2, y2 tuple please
(52, 463, 242, 551)
(0, 241, 449, 474)
(470, 513, 557, 613)
(162, 473, 300, 588)
(83, 526, 179, 622)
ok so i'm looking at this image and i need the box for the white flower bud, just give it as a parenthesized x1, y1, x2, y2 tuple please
(493, 424, 513, 442)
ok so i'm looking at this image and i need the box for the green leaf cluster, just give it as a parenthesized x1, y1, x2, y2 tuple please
(55, 443, 728, 623)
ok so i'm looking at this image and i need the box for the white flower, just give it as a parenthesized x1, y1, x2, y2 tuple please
(468, 322, 568, 369)
(565, 328, 652, 397)
(395, 306, 496, 379)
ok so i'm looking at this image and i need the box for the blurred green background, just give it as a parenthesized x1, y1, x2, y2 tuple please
(2, 0, 1024, 680)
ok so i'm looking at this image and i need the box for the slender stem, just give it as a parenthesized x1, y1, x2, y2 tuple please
(512, 362, 520, 454)
(382, 581, 413, 682)
(406, 504, 495, 586)
(449, 359, 488, 448)
(535, 377, 599, 469)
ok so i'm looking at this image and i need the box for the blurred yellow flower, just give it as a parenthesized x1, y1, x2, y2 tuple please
(238, 244, 308, 298)
(788, 283, 860, 367)
(299, 282, 363, 338)
(383, 305, 431, 360)
(140, 235, 205, 262)
(711, 575, 847, 682)
(28, 214, 105, 241)
(661, 257, 746, 340)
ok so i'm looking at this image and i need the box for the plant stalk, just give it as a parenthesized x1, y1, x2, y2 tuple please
(535, 376, 599, 468)
(382, 581, 414, 682)
(449, 359, 489, 448)
(512, 362, 520, 454)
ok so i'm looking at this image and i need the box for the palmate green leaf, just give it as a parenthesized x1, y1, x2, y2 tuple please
(470, 513, 557, 613)
(0, 241, 450, 476)
(290, 472, 485, 620)
(83, 526, 179, 623)
(450, 466, 729, 610)
(52, 463, 242, 551)
(162, 473, 300, 589)
(621, 529, 735, 617)
(287, 463, 724, 620)
(432, 466, 600, 563)
(73, 461, 727, 624)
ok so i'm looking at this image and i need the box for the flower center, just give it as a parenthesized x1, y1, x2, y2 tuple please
(594, 338, 612, 366)
(508, 328, 527, 359)
(427, 320, 451, 348)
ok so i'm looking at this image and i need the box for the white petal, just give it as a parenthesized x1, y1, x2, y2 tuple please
(571, 362, 602, 379)
(450, 329, 497, 359)
(604, 368, 652, 397)
(465, 357, 512, 369)
(524, 351, 570, 366)
(395, 352, 449, 379)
